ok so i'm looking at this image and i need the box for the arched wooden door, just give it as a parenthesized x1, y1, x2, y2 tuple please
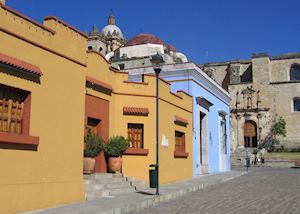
(244, 120, 257, 147)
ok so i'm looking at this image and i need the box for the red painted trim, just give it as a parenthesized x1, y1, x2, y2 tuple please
(0, 4, 55, 34)
(85, 95, 109, 173)
(174, 151, 189, 158)
(112, 92, 192, 114)
(86, 76, 113, 91)
(174, 116, 189, 125)
(124, 147, 149, 156)
(177, 90, 192, 98)
(0, 26, 87, 67)
(44, 16, 87, 38)
(0, 132, 39, 145)
(170, 92, 183, 99)
(123, 81, 148, 85)
(0, 52, 43, 76)
(123, 107, 149, 116)
(22, 94, 31, 135)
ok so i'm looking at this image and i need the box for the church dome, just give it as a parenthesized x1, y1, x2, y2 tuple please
(101, 15, 124, 39)
(124, 34, 164, 47)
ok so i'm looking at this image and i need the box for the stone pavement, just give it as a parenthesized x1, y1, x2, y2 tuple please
(133, 167, 300, 214)
(24, 170, 245, 214)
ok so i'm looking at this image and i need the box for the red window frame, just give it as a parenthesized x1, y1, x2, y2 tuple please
(0, 84, 39, 146)
(174, 131, 189, 158)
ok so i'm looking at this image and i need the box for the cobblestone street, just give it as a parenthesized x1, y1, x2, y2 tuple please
(133, 168, 300, 214)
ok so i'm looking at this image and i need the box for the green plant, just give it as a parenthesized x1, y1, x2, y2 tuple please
(260, 117, 287, 151)
(84, 131, 105, 158)
(105, 136, 129, 157)
(273, 117, 286, 137)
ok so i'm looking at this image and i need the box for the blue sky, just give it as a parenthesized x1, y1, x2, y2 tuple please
(7, 0, 300, 63)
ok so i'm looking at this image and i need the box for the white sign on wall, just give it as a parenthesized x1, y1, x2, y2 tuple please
(161, 134, 169, 147)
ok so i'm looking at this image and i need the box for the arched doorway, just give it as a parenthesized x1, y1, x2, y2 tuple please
(244, 120, 257, 147)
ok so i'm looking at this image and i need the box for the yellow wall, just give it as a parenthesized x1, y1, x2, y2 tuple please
(0, 6, 86, 214)
(113, 75, 193, 184)
(0, 4, 193, 213)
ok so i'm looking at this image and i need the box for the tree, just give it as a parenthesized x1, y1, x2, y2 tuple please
(260, 117, 286, 151)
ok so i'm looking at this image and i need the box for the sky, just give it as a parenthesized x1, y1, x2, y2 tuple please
(7, 0, 300, 64)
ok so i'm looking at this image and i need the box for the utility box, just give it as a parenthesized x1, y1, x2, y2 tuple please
(149, 164, 158, 188)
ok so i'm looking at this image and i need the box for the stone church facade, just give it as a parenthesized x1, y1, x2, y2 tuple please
(200, 53, 300, 152)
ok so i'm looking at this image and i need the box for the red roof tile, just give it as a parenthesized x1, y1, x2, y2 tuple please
(125, 34, 164, 47)
(167, 44, 177, 52)
(123, 107, 149, 116)
(0, 52, 42, 76)
(86, 76, 113, 91)
(174, 116, 189, 125)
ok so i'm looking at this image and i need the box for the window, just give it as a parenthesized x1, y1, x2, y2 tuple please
(127, 124, 143, 148)
(125, 123, 148, 156)
(175, 131, 185, 152)
(290, 64, 300, 81)
(293, 97, 300, 112)
(119, 64, 125, 70)
(99, 47, 103, 52)
(0, 84, 38, 147)
(0, 84, 30, 134)
(86, 117, 101, 135)
(174, 131, 189, 158)
(88, 46, 93, 50)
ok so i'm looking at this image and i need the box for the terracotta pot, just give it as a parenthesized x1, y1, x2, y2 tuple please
(108, 156, 122, 173)
(83, 157, 96, 174)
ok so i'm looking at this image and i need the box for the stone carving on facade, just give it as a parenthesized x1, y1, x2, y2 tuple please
(241, 86, 256, 109)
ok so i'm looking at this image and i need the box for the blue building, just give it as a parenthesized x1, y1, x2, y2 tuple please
(128, 63, 231, 175)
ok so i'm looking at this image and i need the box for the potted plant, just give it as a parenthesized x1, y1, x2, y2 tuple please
(83, 131, 105, 174)
(105, 136, 129, 173)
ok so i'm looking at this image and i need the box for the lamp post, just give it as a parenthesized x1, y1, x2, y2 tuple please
(244, 112, 250, 172)
(150, 53, 164, 195)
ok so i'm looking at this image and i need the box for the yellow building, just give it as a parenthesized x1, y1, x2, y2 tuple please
(0, 3, 192, 213)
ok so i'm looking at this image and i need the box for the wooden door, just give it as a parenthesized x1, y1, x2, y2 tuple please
(244, 121, 257, 148)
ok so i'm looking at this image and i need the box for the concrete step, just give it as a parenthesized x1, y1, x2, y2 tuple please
(84, 184, 106, 192)
(94, 177, 127, 184)
(84, 173, 140, 200)
(84, 173, 123, 180)
(109, 187, 136, 195)
(85, 190, 110, 200)
(104, 182, 132, 189)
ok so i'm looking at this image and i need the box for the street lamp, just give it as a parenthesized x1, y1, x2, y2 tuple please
(243, 112, 250, 172)
(150, 53, 164, 195)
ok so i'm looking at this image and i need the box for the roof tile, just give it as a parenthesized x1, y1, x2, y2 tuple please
(0, 52, 42, 76)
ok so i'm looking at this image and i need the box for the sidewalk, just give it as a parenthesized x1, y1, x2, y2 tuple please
(25, 170, 246, 214)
